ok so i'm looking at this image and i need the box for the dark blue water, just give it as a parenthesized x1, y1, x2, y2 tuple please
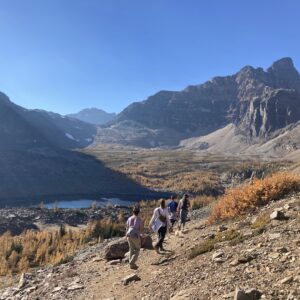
(44, 198, 133, 209)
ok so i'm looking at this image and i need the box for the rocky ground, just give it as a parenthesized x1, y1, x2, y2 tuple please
(0, 206, 131, 235)
(0, 194, 299, 300)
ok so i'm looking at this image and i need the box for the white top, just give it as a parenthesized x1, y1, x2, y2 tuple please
(149, 207, 171, 232)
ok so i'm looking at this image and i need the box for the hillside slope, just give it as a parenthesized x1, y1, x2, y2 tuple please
(1, 193, 299, 299)
(0, 92, 159, 205)
(181, 122, 300, 160)
(0, 92, 96, 150)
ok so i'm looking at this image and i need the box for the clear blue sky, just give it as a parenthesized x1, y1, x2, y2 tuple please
(0, 0, 299, 114)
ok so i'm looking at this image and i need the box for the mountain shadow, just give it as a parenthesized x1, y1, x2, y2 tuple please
(0, 148, 164, 207)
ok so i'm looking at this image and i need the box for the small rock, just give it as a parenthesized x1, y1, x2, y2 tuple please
(268, 252, 280, 259)
(67, 284, 84, 291)
(275, 247, 288, 253)
(270, 210, 286, 220)
(52, 286, 63, 293)
(294, 275, 300, 282)
(18, 273, 29, 289)
(218, 225, 228, 232)
(24, 286, 37, 294)
(234, 287, 262, 300)
(238, 253, 256, 264)
(268, 233, 281, 240)
(212, 250, 224, 260)
(279, 276, 293, 284)
(108, 259, 121, 265)
(122, 274, 141, 286)
(92, 256, 103, 262)
(204, 233, 215, 240)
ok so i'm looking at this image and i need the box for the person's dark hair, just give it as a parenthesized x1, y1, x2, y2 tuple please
(183, 194, 189, 206)
(133, 206, 140, 215)
(160, 199, 166, 209)
(171, 195, 175, 200)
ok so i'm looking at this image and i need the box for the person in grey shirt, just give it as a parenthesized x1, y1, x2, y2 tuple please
(126, 206, 144, 270)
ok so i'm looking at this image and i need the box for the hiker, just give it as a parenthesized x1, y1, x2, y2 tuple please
(149, 199, 172, 253)
(167, 195, 178, 228)
(177, 194, 190, 231)
(126, 205, 144, 270)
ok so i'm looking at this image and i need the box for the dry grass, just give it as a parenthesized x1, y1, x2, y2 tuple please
(190, 196, 215, 210)
(189, 229, 240, 259)
(208, 172, 300, 224)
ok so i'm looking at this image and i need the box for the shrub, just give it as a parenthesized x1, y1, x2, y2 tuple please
(188, 229, 240, 259)
(190, 196, 215, 210)
(208, 172, 300, 224)
(0, 218, 126, 277)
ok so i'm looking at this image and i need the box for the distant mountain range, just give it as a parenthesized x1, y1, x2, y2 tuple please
(1, 56, 300, 204)
(67, 108, 116, 125)
(0, 94, 156, 205)
(95, 57, 300, 159)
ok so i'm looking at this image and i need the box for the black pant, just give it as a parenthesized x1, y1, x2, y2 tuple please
(155, 226, 167, 249)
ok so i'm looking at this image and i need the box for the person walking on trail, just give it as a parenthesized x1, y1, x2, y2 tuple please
(126, 206, 144, 270)
(167, 195, 178, 228)
(149, 199, 172, 253)
(177, 194, 190, 231)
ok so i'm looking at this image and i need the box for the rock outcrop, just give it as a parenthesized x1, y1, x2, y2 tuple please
(104, 235, 153, 260)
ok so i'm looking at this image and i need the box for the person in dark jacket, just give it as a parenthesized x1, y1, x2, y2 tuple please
(167, 195, 178, 228)
(177, 194, 190, 231)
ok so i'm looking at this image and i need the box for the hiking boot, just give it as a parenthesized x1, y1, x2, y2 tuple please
(130, 263, 139, 270)
(159, 247, 166, 251)
(154, 245, 160, 254)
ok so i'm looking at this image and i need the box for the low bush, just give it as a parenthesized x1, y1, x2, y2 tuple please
(208, 172, 300, 224)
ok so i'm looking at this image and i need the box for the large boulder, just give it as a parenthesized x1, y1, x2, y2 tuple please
(104, 239, 129, 260)
(104, 235, 153, 260)
(141, 235, 154, 250)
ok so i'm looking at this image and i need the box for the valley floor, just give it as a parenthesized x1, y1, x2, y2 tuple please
(1, 193, 299, 300)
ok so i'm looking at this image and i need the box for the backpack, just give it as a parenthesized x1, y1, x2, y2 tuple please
(158, 209, 167, 223)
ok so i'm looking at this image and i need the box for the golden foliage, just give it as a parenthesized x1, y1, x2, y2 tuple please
(0, 219, 125, 276)
(208, 172, 300, 223)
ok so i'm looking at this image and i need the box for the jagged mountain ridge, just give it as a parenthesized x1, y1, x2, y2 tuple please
(67, 108, 116, 125)
(96, 57, 300, 148)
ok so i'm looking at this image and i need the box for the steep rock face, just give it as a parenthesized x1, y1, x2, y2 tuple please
(118, 77, 237, 134)
(233, 58, 300, 138)
(99, 57, 300, 147)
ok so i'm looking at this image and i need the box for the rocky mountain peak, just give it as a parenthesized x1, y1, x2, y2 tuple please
(267, 57, 296, 73)
(67, 108, 116, 125)
(96, 57, 300, 147)
(267, 57, 300, 92)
